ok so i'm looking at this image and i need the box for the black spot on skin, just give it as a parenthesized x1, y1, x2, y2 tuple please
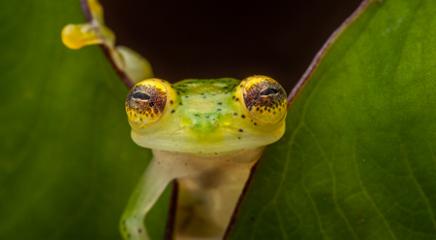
(171, 109, 175, 114)
(170, 100, 174, 105)
(138, 228, 142, 234)
(238, 137, 242, 139)
(238, 128, 244, 132)
(233, 112, 238, 116)
(241, 114, 246, 119)
(217, 102, 223, 105)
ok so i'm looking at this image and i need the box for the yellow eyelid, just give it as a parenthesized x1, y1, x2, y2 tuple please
(133, 78, 177, 109)
(236, 75, 287, 125)
(126, 79, 177, 129)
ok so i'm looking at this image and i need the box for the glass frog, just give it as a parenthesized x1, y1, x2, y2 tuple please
(62, 0, 287, 239)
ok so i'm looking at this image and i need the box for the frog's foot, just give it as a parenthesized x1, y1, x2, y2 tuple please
(120, 216, 149, 240)
(61, 22, 113, 50)
(61, 0, 153, 84)
(61, 0, 114, 50)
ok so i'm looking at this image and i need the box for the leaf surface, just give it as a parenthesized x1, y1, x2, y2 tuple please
(0, 1, 168, 239)
(229, 0, 436, 239)
(3, 0, 436, 239)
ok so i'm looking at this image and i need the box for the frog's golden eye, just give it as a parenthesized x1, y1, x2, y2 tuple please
(237, 75, 287, 124)
(125, 78, 175, 128)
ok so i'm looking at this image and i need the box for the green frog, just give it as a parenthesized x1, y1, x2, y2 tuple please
(62, 1, 287, 239)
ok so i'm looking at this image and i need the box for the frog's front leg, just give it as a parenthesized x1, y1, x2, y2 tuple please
(120, 155, 176, 240)
(120, 150, 211, 240)
(120, 158, 161, 239)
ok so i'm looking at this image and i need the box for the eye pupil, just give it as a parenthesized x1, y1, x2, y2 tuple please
(132, 92, 151, 100)
(260, 87, 279, 96)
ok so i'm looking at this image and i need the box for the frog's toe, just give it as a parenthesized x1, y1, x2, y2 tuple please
(120, 217, 149, 240)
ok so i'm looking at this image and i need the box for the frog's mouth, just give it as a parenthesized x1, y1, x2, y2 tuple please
(130, 120, 285, 155)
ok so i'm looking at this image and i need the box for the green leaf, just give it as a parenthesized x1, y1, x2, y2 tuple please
(0, 1, 168, 239)
(4, 0, 436, 239)
(229, 0, 436, 239)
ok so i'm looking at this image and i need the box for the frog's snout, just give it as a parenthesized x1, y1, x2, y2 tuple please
(185, 112, 222, 133)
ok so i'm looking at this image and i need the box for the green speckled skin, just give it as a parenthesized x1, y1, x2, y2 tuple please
(174, 78, 240, 135)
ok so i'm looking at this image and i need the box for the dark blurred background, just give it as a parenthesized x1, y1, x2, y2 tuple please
(104, 0, 361, 91)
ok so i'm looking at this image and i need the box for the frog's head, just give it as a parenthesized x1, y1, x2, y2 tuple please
(125, 75, 287, 155)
